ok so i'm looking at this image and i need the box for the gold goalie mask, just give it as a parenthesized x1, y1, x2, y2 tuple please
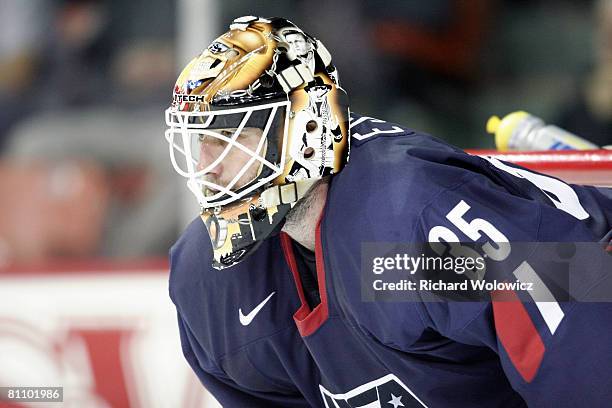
(165, 16, 350, 269)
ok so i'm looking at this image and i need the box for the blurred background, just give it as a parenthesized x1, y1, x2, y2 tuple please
(0, 0, 610, 406)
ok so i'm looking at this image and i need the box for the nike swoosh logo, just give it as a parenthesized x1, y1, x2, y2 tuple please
(239, 292, 276, 326)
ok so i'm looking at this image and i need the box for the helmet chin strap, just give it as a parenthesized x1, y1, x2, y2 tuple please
(261, 178, 318, 207)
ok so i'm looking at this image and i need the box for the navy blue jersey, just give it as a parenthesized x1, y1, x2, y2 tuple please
(169, 114, 612, 407)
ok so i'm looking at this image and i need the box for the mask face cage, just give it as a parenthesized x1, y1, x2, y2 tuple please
(165, 99, 291, 208)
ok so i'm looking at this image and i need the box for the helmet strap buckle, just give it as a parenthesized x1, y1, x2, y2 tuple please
(261, 179, 318, 207)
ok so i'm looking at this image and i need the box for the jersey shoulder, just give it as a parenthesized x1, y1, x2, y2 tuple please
(326, 114, 485, 241)
(345, 113, 483, 201)
(348, 112, 463, 154)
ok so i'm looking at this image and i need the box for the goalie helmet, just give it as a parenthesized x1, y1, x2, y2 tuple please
(165, 16, 350, 269)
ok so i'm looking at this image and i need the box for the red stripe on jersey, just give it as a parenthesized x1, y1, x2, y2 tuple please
(279, 214, 329, 337)
(279, 233, 308, 307)
(492, 289, 545, 383)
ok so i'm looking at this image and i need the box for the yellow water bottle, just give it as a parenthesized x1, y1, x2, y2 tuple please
(486, 111, 599, 151)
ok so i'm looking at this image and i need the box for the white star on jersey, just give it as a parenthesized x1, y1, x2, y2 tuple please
(388, 393, 404, 408)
